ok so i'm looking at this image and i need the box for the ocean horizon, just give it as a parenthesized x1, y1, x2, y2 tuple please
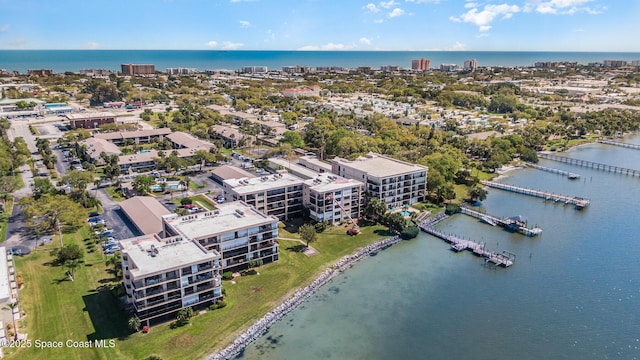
(2, 50, 640, 73)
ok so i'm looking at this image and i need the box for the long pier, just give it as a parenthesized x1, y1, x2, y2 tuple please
(460, 206, 542, 236)
(416, 214, 515, 267)
(597, 138, 640, 150)
(538, 153, 640, 177)
(480, 180, 590, 209)
(524, 162, 580, 179)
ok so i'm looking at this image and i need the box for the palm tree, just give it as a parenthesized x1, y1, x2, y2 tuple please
(3, 301, 19, 340)
(93, 179, 102, 197)
(65, 259, 81, 281)
(128, 316, 141, 332)
(106, 252, 122, 279)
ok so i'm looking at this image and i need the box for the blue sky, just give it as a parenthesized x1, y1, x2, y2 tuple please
(0, 0, 638, 51)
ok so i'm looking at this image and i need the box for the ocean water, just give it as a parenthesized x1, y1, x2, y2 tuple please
(239, 135, 640, 360)
(1, 50, 640, 73)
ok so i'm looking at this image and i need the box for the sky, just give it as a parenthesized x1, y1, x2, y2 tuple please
(0, 0, 638, 51)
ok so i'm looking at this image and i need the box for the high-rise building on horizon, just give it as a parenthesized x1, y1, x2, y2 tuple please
(464, 59, 478, 71)
(121, 64, 156, 75)
(411, 58, 430, 71)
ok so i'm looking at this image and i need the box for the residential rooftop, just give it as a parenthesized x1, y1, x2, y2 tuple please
(65, 112, 116, 120)
(94, 128, 172, 141)
(163, 201, 277, 239)
(119, 196, 172, 235)
(78, 138, 122, 159)
(332, 152, 428, 178)
(304, 173, 364, 193)
(120, 234, 218, 278)
(268, 157, 319, 179)
(224, 173, 304, 195)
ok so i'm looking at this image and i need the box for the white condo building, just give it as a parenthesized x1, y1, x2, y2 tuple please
(223, 173, 304, 220)
(120, 234, 222, 324)
(331, 152, 428, 208)
(303, 173, 364, 224)
(162, 202, 280, 272)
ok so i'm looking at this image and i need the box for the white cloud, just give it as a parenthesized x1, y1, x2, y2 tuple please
(298, 43, 356, 51)
(380, 0, 397, 8)
(405, 0, 441, 3)
(524, 0, 603, 15)
(0, 24, 10, 33)
(360, 37, 372, 45)
(81, 42, 99, 49)
(388, 8, 405, 17)
(239, 20, 251, 28)
(374, 18, 385, 23)
(450, 3, 520, 32)
(222, 41, 244, 50)
(464, 2, 478, 8)
(365, 3, 380, 13)
(206, 41, 218, 48)
(448, 41, 467, 51)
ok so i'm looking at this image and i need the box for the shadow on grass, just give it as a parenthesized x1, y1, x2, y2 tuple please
(281, 218, 306, 234)
(285, 244, 307, 253)
(83, 287, 132, 341)
(373, 229, 394, 237)
(169, 320, 190, 329)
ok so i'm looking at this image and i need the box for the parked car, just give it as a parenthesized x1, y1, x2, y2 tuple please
(90, 220, 106, 227)
(88, 217, 103, 223)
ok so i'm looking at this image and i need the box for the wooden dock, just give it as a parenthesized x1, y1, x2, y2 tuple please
(538, 153, 640, 177)
(524, 162, 580, 179)
(480, 180, 590, 209)
(460, 206, 542, 236)
(417, 220, 515, 267)
(597, 138, 640, 151)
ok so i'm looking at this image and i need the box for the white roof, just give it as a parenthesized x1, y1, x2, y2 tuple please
(120, 235, 218, 278)
(224, 173, 304, 195)
(65, 112, 116, 120)
(0, 247, 10, 302)
(332, 152, 428, 178)
(163, 201, 277, 240)
(305, 173, 364, 193)
(268, 158, 319, 179)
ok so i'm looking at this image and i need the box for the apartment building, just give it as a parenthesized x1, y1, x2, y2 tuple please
(94, 128, 172, 146)
(121, 64, 156, 76)
(411, 58, 430, 71)
(464, 59, 478, 71)
(120, 234, 222, 324)
(162, 202, 279, 272)
(303, 173, 364, 224)
(331, 152, 428, 208)
(223, 173, 304, 220)
(65, 112, 117, 129)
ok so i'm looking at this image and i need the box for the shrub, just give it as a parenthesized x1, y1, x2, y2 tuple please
(400, 225, 420, 240)
(445, 204, 461, 215)
(216, 300, 227, 309)
(314, 221, 328, 233)
(222, 271, 233, 280)
(180, 197, 193, 205)
(240, 269, 257, 276)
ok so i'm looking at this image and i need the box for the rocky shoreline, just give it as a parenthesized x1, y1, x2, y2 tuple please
(207, 234, 402, 360)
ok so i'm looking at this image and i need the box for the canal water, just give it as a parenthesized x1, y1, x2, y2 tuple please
(239, 135, 640, 360)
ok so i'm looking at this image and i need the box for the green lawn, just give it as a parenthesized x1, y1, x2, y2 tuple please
(104, 187, 125, 201)
(0, 198, 14, 242)
(191, 194, 217, 210)
(13, 227, 129, 360)
(12, 222, 389, 360)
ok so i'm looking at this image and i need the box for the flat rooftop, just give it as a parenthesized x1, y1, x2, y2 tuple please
(65, 112, 116, 120)
(94, 128, 172, 141)
(268, 158, 319, 179)
(120, 234, 218, 278)
(299, 155, 333, 172)
(224, 173, 304, 195)
(332, 152, 427, 178)
(163, 201, 277, 239)
(305, 173, 364, 193)
(0, 247, 9, 302)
